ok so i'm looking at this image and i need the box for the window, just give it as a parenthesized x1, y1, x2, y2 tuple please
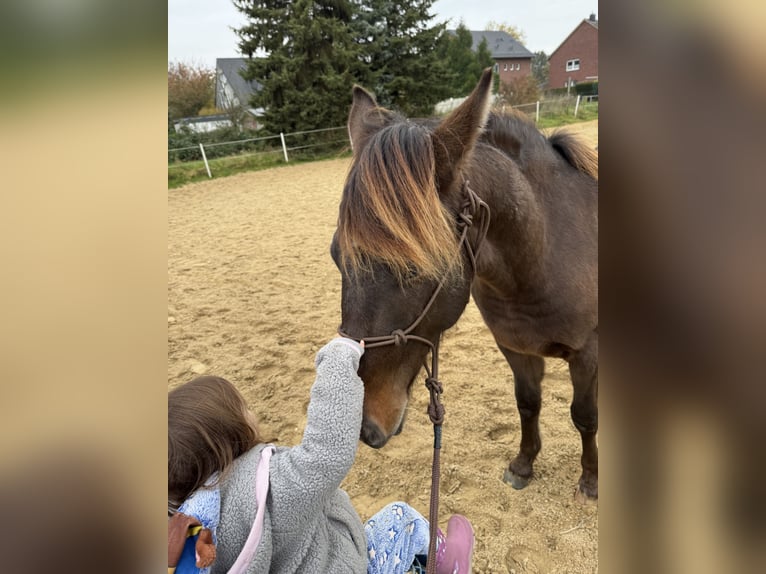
(503, 63, 508, 71)
(493, 63, 499, 72)
(516, 63, 520, 70)
(566, 59, 580, 71)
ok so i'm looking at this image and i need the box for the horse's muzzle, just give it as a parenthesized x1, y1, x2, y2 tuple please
(360, 418, 388, 449)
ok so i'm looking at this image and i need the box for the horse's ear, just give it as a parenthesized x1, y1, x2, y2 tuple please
(432, 68, 494, 190)
(348, 85, 380, 154)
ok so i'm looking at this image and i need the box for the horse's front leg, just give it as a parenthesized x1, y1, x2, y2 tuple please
(568, 332, 598, 501)
(498, 347, 544, 489)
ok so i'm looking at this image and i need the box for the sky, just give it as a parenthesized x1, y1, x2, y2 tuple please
(168, 0, 597, 68)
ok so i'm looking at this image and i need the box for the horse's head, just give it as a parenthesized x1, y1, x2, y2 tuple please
(331, 70, 494, 448)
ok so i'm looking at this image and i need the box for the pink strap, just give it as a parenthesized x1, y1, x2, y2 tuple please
(227, 445, 274, 574)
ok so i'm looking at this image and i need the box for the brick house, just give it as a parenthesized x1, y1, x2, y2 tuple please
(548, 14, 599, 89)
(449, 30, 533, 85)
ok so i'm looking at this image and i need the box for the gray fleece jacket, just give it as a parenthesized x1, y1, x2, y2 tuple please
(212, 339, 367, 574)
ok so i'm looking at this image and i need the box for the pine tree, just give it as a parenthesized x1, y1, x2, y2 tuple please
(437, 24, 496, 97)
(474, 38, 499, 95)
(352, 0, 451, 116)
(531, 51, 550, 89)
(234, 0, 363, 134)
(436, 23, 472, 97)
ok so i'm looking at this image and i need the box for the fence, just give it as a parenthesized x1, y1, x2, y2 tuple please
(436, 93, 596, 123)
(168, 125, 350, 179)
(169, 95, 598, 183)
(498, 94, 596, 123)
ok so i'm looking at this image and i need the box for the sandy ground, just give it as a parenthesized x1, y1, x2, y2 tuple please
(169, 121, 598, 573)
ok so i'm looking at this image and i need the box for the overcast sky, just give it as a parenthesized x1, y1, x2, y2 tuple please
(168, 0, 597, 68)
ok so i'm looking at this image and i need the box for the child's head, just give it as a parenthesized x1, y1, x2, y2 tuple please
(168, 375, 261, 510)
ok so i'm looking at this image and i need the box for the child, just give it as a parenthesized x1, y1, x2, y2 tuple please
(168, 338, 474, 574)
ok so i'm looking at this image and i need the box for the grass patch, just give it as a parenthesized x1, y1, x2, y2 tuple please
(168, 144, 351, 189)
(535, 101, 598, 129)
(509, 101, 598, 129)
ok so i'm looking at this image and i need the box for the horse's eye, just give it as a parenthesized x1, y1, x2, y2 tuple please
(404, 267, 418, 279)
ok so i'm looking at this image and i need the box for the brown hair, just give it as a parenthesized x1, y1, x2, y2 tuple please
(168, 376, 261, 511)
(337, 122, 462, 284)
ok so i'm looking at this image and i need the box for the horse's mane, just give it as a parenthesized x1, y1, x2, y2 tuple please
(337, 121, 462, 283)
(484, 111, 598, 180)
(548, 130, 599, 179)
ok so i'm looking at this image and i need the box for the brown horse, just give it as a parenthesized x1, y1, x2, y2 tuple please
(331, 69, 598, 500)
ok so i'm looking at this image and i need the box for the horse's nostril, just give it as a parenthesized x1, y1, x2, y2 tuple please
(360, 419, 387, 449)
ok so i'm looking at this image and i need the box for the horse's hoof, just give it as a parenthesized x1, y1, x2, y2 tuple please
(503, 468, 531, 490)
(574, 485, 598, 505)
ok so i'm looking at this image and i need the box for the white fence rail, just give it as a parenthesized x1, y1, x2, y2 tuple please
(436, 93, 598, 123)
(168, 126, 349, 178)
(498, 94, 599, 121)
(169, 94, 598, 179)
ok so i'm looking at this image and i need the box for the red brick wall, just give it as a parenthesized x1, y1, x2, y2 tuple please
(495, 58, 532, 85)
(548, 22, 598, 89)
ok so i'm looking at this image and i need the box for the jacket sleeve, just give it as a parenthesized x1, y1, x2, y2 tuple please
(268, 338, 365, 530)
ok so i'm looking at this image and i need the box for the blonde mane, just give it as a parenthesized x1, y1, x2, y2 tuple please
(549, 129, 599, 180)
(337, 122, 462, 283)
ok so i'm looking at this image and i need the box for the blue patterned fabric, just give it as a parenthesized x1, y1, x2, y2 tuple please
(175, 477, 220, 574)
(364, 502, 430, 574)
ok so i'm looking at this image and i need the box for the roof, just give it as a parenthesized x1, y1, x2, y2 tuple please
(550, 17, 598, 58)
(447, 30, 533, 59)
(216, 58, 262, 102)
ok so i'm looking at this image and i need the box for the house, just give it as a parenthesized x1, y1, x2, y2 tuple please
(548, 14, 599, 90)
(448, 30, 534, 84)
(215, 57, 264, 128)
(469, 31, 534, 84)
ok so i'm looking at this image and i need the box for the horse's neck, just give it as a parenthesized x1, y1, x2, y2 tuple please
(470, 171, 549, 294)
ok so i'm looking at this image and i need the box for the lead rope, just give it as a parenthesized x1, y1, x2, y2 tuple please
(424, 182, 488, 574)
(424, 339, 444, 574)
(338, 180, 489, 574)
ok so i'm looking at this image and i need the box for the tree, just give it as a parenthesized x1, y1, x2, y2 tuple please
(484, 20, 527, 45)
(234, 0, 363, 134)
(352, 1, 452, 116)
(167, 62, 215, 120)
(233, 1, 452, 129)
(437, 22, 495, 97)
(531, 51, 550, 88)
(498, 75, 540, 106)
(475, 37, 498, 94)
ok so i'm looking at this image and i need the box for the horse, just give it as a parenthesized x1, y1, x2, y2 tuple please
(330, 69, 598, 500)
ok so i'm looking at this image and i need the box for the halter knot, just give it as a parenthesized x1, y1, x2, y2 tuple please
(424, 377, 445, 425)
(457, 212, 474, 228)
(391, 329, 407, 346)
